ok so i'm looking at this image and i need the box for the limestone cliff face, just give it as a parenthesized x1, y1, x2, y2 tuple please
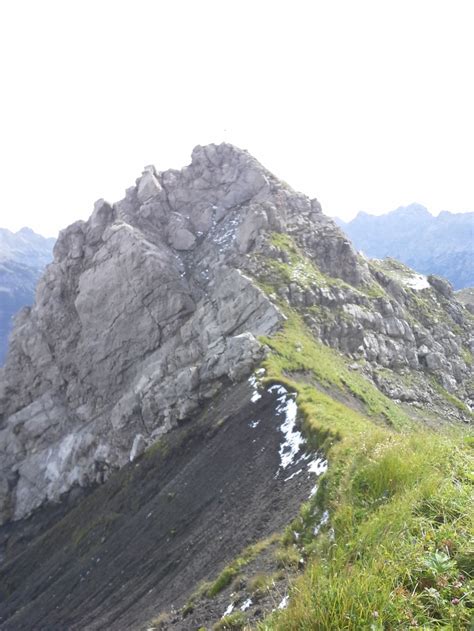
(0, 143, 472, 526)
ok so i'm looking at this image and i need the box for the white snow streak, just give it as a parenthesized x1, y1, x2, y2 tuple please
(284, 468, 303, 481)
(251, 390, 262, 403)
(405, 273, 430, 290)
(248, 371, 265, 403)
(308, 457, 328, 476)
(269, 385, 304, 470)
(270, 385, 328, 482)
(313, 510, 330, 536)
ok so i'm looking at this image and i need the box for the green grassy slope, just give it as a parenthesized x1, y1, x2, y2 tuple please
(256, 318, 473, 630)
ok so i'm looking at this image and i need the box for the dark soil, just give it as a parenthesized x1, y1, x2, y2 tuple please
(0, 378, 320, 630)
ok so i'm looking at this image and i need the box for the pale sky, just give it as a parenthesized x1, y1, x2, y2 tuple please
(0, 0, 473, 237)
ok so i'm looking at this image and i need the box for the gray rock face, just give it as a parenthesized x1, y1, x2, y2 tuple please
(456, 288, 474, 315)
(1, 143, 338, 524)
(428, 274, 453, 299)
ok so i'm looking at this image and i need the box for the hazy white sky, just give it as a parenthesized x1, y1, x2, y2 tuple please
(0, 0, 473, 236)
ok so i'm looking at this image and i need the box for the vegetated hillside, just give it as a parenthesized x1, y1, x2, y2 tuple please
(0, 145, 472, 630)
(335, 203, 474, 289)
(0, 228, 55, 364)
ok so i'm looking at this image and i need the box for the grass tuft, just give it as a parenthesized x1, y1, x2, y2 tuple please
(202, 535, 280, 599)
(212, 611, 248, 630)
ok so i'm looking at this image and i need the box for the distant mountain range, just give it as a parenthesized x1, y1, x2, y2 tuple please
(335, 204, 473, 289)
(0, 227, 55, 364)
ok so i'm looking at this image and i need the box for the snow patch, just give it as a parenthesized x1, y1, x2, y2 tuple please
(268, 384, 288, 397)
(405, 273, 430, 290)
(269, 385, 328, 484)
(241, 598, 253, 611)
(249, 370, 266, 403)
(313, 510, 330, 536)
(284, 468, 303, 481)
(251, 390, 262, 403)
(222, 602, 234, 617)
(308, 457, 328, 476)
(274, 390, 303, 470)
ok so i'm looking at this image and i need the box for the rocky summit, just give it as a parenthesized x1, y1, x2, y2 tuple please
(0, 143, 359, 525)
(0, 144, 472, 630)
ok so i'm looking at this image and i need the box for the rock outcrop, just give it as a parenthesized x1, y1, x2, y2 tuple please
(455, 287, 474, 314)
(0, 144, 472, 526)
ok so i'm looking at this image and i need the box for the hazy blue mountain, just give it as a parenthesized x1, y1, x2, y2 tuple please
(335, 204, 473, 289)
(0, 227, 55, 364)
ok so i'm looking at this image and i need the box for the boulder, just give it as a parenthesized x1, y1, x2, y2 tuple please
(428, 274, 453, 299)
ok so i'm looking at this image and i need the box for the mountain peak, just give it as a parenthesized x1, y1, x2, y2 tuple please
(190, 142, 255, 165)
(17, 226, 35, 235)
(390, 202, 430, 217)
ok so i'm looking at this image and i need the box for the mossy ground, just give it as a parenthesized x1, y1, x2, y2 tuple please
(261, 313, 413, 432)
(431, 379, 474, 418)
